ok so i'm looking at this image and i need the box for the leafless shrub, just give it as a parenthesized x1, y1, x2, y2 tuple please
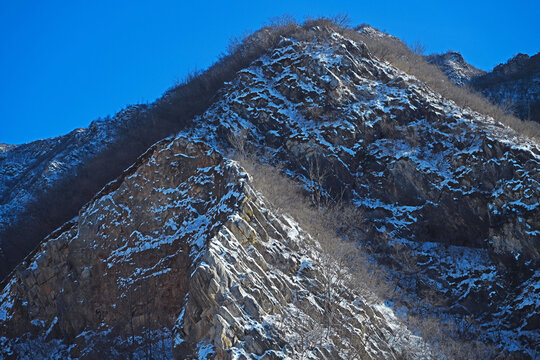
(236, 155, 395, 299)
(404, 314, 501, 360)
(213, 17, 539, 141)
(306, 154, 329, 207)
(409, 40, 427, 56)
(305, 14, 351, 28)
(501, 98, 516, 115)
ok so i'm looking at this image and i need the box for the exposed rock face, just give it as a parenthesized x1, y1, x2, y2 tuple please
(175, 167, 424, 359)
(0, 137, 233, 356)
(0, 137, 426, 359)
(0, 137, 211, 356)
(1, 23, 539, 358)
(472, 52, 540, 123)
(185, 29, 539, 355)
(426, 51, 485, 86)
(190, 29, 540, 259)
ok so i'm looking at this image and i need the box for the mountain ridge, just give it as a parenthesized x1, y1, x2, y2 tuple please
(428, 50, 540, 124)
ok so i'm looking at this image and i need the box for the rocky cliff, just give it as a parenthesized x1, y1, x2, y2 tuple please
(1, 20, 539, 359)
(0, 138, 429, 359)
(184, 28, 540, 356)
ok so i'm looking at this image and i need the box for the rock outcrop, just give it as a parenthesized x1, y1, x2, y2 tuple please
(429, 51, 540, 124)
(184, 28, 539, 355)
(0, 109, 137, 279)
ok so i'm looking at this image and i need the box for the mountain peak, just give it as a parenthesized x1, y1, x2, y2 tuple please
(491, 52, 538, 75)
(426, 51, 485, 86)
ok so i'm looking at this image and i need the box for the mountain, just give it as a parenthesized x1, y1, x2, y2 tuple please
(0, 117, 122, 278)
(1, 19, 539, 359)
(428, 51, 540, 124)
(426, 51, 485, 86)
(0, 21, 302, 281)
(472, 53, 540, 123)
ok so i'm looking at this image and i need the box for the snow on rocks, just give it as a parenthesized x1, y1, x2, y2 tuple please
(179, 29, 539, 355)
(0, 107, 149, 279)
(0, 134, 428, 359)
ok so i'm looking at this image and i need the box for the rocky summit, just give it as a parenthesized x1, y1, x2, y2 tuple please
(426, 51, 485, 86)
(0, 20, 539, 359)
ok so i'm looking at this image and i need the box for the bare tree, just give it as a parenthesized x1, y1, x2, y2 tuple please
(306, 154, 329, 207)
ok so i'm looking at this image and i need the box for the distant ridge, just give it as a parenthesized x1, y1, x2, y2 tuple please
(428, 50, 540, 124)
(426, 51, 485, 86)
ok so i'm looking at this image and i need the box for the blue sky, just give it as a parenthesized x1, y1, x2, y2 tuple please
(1, 0, 539, 144)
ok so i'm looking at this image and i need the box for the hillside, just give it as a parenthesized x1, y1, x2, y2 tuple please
(0, 139, 432, 359)
(0, 117, 125, 278)
(1, 19, 539, 359)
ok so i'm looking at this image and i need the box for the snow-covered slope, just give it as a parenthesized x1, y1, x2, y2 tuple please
(1, 22, 539, 358)
(426, 51, 485, 86)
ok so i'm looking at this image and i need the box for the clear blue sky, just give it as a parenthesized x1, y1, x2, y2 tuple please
(1, 0, 539, 144)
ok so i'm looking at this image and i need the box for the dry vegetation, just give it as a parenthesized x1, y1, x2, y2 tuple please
(235, 154, 499, 359)
(217, 16, 540, 139)
(349, 24, 540, 139)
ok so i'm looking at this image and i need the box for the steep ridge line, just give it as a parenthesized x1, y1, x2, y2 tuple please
(180, 28, 539, 356)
